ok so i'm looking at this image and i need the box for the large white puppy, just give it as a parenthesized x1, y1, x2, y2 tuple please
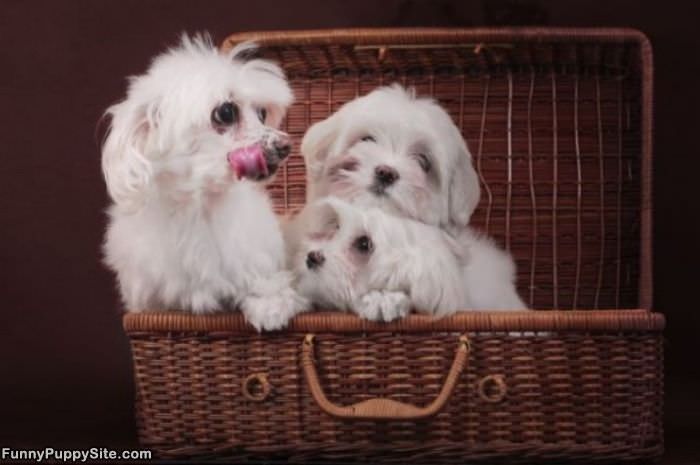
(291, 84, 527, 311)
(102, 34, 306, 330)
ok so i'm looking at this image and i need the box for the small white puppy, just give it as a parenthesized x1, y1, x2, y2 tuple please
(290, 84, 527, 311)
(294, 198, 467, 321)
(102, 34, 306, 330)
(294, 198, 525, 321)
(301, 84, 480, 231)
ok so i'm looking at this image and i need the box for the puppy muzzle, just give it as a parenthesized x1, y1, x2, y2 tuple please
(227, 133, 291, 181)
(262, 133, 292, 178)
(306, 250, 325, 270)
(370, 164, 399, 195)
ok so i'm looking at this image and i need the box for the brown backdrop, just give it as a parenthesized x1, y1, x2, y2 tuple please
(0, 0, 698, 461)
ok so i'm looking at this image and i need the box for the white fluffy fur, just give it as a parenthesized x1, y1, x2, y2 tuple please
(289, 84, 527, 312)
(294, 199, 468, 320)
(102, 34, 306, 330)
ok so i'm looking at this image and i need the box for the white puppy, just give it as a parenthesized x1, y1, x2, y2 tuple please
(294, 198, 468, 321)
(294, 198, 526, 321)
(291, 84, 527, 311)
(102, 34, 306, 330)
(300, 85, 480, 230)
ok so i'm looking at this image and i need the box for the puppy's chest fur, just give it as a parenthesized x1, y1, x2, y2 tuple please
(105, 182, 284, 309)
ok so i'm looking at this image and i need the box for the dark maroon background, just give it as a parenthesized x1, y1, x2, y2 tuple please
(1, 0, 698, 462)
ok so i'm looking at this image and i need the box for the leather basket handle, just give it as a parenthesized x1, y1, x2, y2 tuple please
(301, 333, 470, 420)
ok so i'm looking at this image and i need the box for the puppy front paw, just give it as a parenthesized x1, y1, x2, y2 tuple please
(242, 288, 308, 332)
(353, 291, 411, 322)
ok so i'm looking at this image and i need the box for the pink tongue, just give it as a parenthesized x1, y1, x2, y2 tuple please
(227, 144, 267, 179)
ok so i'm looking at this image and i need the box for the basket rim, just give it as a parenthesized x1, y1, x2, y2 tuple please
(221, 27, 652, 48)
(123, 309, 664, 334)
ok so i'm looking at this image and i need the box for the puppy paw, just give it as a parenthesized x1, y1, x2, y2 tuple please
(381, 292, 411, 321)
(242, 287, 308, 332)
(353, 291, 411, 322)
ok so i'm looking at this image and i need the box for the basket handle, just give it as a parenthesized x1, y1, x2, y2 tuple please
(301, 333, 470, 420)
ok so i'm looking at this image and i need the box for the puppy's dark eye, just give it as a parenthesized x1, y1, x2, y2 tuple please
(212, 102, 239, 126)
(360, 135, 376, 143)
(416, 153, 432, 173)
(352, 235, 373, 254)
(256, 107, 267, 123)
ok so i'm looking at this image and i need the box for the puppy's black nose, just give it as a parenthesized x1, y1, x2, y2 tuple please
(273, 135, 291, 160)
(306, 250, 325, 270)
(375, 165, 399, 186)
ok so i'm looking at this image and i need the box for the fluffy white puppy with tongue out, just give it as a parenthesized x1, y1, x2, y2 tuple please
(101, 34, 306, 330)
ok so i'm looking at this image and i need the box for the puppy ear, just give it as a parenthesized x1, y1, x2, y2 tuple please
(310, 197, 352, 232)
(443, 230, 470, 266)
(301, 113, 342, 193)
(101, 101, 154, 212)
(448, 139, 481, 228)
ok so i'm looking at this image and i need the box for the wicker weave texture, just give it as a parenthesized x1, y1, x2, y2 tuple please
(127, 313, 663, 462)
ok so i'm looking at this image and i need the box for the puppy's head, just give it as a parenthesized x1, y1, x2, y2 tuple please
(301, 84, 480, 229)
(294, 198, 387, 309)
(101, 33, 293, 211)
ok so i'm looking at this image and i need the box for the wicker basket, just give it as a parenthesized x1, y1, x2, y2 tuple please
(123, 28, 664, 463)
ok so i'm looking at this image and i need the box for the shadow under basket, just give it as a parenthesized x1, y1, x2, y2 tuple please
(122, 28, 664, 463)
